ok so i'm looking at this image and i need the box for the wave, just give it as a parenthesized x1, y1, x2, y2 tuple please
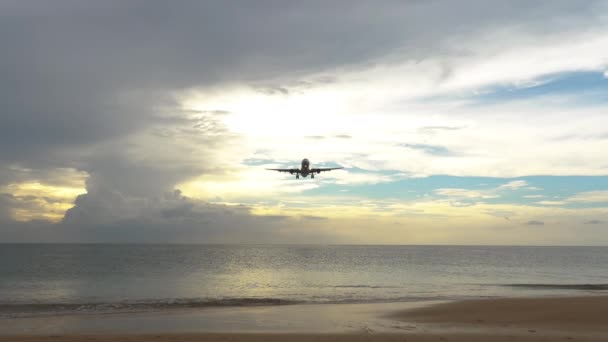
(0, 295, 454, 319)
(0, 298, 302, 318)
(501, 284, 608, 290)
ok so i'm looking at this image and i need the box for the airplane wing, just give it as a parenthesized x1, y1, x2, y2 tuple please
(266, 168, 301, 173)
(310, 167, 343, 173)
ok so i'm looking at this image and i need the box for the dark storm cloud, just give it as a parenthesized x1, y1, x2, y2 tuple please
(0, 0, 604, 241)
(0, 193, 14, 222)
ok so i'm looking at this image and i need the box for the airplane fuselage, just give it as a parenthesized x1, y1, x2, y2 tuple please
(300, 158, 310, 177)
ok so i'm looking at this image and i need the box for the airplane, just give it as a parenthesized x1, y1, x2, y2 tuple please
(266, 158, 343, 179)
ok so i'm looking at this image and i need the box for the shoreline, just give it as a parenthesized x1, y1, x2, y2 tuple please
(3, 288, 607, 319)
(1, 295, 607, 340)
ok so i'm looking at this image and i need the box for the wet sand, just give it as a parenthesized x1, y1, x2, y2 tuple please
(1, 333, 606, 342)
(2, 296, 607, 341)
(395, 295, 608, 331)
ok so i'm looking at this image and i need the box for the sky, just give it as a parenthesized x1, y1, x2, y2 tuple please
(1, 0, 608, 244)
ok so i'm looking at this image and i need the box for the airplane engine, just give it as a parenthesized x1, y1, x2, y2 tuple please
(289, 171, 294, 174)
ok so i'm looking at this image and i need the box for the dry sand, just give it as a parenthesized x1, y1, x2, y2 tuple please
(2, 296, 607, 342)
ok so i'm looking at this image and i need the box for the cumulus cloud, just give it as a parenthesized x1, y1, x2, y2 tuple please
(64, 189, 243, 230)
(20, 189, 337, 243)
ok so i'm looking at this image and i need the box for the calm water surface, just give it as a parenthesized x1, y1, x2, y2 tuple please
(1, 244, 607, 316)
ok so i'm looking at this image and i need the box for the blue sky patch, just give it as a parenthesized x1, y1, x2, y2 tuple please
(471, 71, 608, 105)
(306, 175, 608, 208)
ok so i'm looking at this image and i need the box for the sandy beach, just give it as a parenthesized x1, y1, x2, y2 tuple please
(395, 295, 608, 331)
(2, 296, 607, 341)
(0, 333, 604, 342)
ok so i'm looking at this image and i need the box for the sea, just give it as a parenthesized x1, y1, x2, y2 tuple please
(1, 244, 607, 318)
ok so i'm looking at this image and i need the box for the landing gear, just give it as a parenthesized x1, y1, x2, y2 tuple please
(296, 174, 299, 179)
(311, 174, 314, 179)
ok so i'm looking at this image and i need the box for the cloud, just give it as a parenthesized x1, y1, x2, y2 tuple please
(433, 180, 534, 202)
(0, 181, 85, 222)
(499, 180, 528, 190)
(536, 201, 566, 206)
(58, 189, 339, 243)
(0, 193, 16, 222)
(2, 2, 606, 156)
(567, 191, 608, 203)
(584, 219, 604, 224)
(527, 220, 545, 225)
(418, 126, 464, 134)
(315, 169, 399, 186)
(256, 85, 290, 96)
(434, 188, 498, 199)
(299, 215, 328, 221)
(401, 143, 454, 156)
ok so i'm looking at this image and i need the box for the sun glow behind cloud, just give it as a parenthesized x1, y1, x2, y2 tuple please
(2, 181, 86, 222)
(181, 86, 351, 139)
